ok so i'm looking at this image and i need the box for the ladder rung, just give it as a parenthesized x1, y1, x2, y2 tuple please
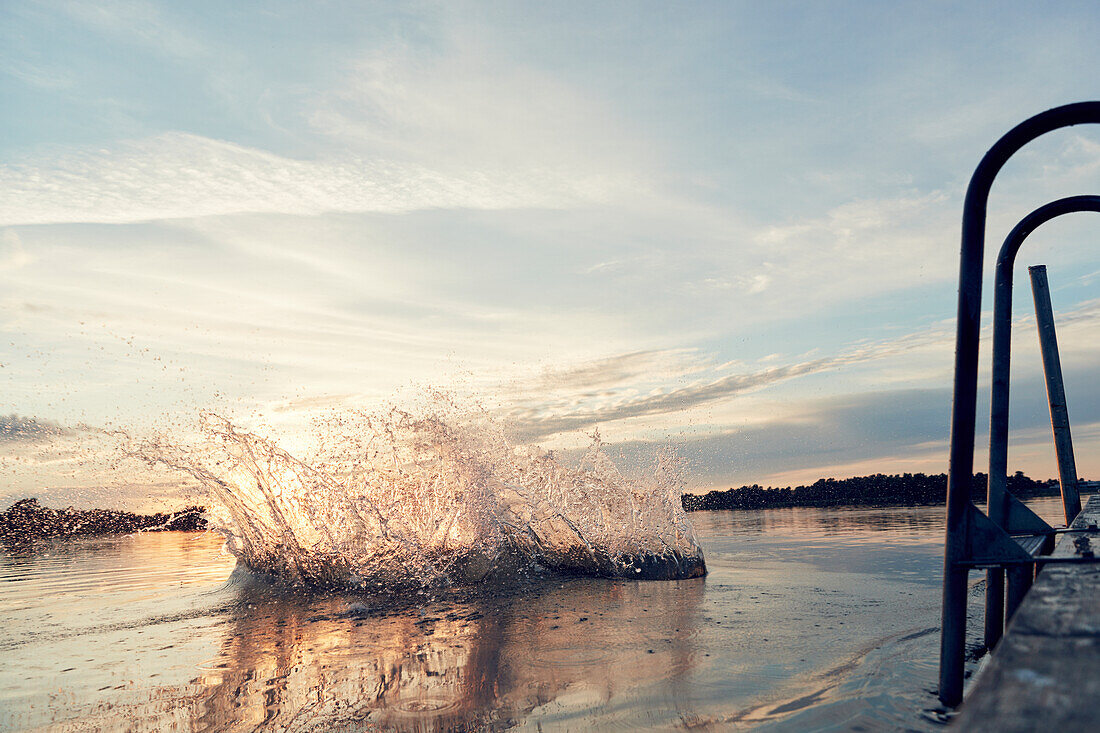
(1014, 534, 1047, 556)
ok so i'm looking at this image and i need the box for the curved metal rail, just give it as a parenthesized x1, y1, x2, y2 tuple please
(940, 102, 1100, 707)
(983, 196, 1100, 651)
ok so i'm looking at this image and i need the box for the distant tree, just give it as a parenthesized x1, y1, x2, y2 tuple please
(682, 471, 1061, 512)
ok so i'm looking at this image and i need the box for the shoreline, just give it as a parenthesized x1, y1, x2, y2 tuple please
(681, 471, 1065, 512)
(1, 498, 207, 544)
(1, 471, 1074, 541)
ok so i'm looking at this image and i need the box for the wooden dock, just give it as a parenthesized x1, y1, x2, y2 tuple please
(951, 493, 1100, 730)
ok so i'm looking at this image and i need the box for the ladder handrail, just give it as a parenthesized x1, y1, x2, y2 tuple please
(989, 197, 1100, 527)
(940, 101, 1100, 707)
(984, 196, 1100, 651)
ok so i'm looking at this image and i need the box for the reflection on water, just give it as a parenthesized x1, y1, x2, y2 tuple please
(1, 532, 705, 732)
(1, 497, 1077, 731)
(693, 503, 945, 541)
(182, 576, 703, 732)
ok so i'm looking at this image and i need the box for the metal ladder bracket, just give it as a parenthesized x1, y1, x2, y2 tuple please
(1003, 491, 1053, 535)
(966, 504, 1034, 566)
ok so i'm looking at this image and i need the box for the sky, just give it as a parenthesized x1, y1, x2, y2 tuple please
(4, 1, 1100, 509)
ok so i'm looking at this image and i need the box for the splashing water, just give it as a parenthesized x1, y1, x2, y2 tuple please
(138, 401, 705, 591)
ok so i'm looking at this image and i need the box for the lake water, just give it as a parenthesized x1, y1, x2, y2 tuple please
(0, 496, 1073, 732)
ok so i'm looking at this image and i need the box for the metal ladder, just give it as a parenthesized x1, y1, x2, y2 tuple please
(938, 102, 1100, 707)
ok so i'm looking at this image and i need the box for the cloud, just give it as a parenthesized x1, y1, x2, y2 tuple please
(662, 387, 952, 484)
(505, 324, 954, 441)
(0, 131, 626, 227)
(526, 349, 705, 392)
(269, 393, 357, 414)
(754, 190, 957, 289)
(0, 231, 32, 272)
(0, 58, 75, 90)
(308, 36, 645, 174)
(501, 291, 1100, 453)
(604, 374, 1100, 488)
(0, 18, 652, 228)
(0, 415, 71, 444)
(509, 355, 847, 440)
(56, 0, 210, 60)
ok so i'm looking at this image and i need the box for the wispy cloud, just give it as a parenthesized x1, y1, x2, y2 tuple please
(0, 132, 623, 227)
(0, 58, 75, 90)
(0, 231, 32, 272)
(505, 324, 954, 441)
(604, 387, 953, 486)
(525, 349, 706, 392)
(1, 16, 651, 228)
(308, 35, 646, 175)
(269, 393, 358, 414)
(606, 370, 1100, 489)
(56, 0, 210, 60)
(0, 415, 71, 444)
(754, 190, 957, 291)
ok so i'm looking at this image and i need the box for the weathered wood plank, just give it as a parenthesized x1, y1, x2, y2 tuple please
(951, 494, 1100, 730)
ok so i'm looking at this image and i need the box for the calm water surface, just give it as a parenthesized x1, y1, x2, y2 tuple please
(0, 497, 1073, 731)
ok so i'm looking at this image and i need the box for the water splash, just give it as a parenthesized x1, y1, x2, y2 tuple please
(138, 399, 705, 590)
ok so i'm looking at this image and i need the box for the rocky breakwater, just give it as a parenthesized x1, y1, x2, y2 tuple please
(0, 498, 207, 544)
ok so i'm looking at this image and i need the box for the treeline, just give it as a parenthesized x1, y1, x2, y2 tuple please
(681, 471, 1061, 512)
(1, 498, 207, 543)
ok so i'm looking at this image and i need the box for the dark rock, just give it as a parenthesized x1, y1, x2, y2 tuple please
(1, 498, 207, 544)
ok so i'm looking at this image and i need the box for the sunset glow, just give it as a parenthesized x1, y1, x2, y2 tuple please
(5, 2, 1100, 508)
